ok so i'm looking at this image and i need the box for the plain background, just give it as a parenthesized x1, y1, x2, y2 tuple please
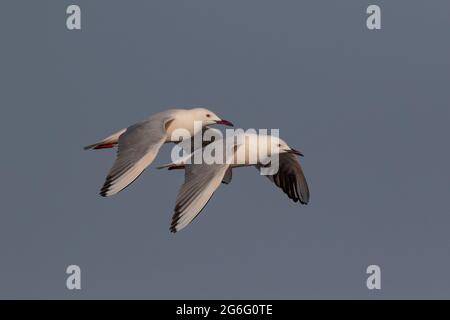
(0, 0, 449, 299)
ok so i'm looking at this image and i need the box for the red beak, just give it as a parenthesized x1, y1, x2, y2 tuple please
(215, 119, 234, 127)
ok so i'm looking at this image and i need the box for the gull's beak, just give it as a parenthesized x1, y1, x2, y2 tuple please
(289, 148, 304, 157)
(215, 119, 234, 127)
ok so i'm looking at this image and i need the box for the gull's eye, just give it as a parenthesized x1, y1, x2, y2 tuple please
(278, 143, 282, 147)
(206, 114, 211, 118)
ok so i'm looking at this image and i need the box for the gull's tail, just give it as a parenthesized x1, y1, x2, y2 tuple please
(83, 128, 126, 150)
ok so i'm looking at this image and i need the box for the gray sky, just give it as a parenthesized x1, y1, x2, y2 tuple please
(0, 0, 449, 299)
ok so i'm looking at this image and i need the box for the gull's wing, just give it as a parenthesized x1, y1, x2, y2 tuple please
(170, 162, 231, 232)
(100, 116, 174, 197)
(168, 137, 240, 232)
(258, 152, 310, 204)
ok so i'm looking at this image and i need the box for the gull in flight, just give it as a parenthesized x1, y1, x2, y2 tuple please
(84, 108, 233, 197)
(159, 131, 310, 232)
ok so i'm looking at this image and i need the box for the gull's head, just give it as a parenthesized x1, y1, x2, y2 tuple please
(271, 136, 304, 157)
(189, 108, 233, 127)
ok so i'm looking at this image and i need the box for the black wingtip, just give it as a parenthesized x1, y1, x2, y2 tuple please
(99, 186, 108, 197)
(99, 183, 111, 197)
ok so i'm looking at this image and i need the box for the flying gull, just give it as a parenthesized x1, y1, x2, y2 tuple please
(160, 132, 310, 232)
(84, 108, 233, 197)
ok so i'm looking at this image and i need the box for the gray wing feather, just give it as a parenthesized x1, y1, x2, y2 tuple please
(258, 153, 310, 204)
(170, 163, 230, 232)
(100, 117, 172, 197)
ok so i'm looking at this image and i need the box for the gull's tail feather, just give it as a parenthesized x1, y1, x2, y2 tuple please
(83, 128, 127, 150)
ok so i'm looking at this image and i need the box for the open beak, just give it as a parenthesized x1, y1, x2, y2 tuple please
(215, 119, 234, 127)
(289, 148, 304, 157)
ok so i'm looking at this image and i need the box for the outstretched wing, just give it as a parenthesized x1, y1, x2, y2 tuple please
(258, 152, 309, 204)
(170, 162, 231, 232)
(169, 139, 240, 232)
(100, 117, 173, 197)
